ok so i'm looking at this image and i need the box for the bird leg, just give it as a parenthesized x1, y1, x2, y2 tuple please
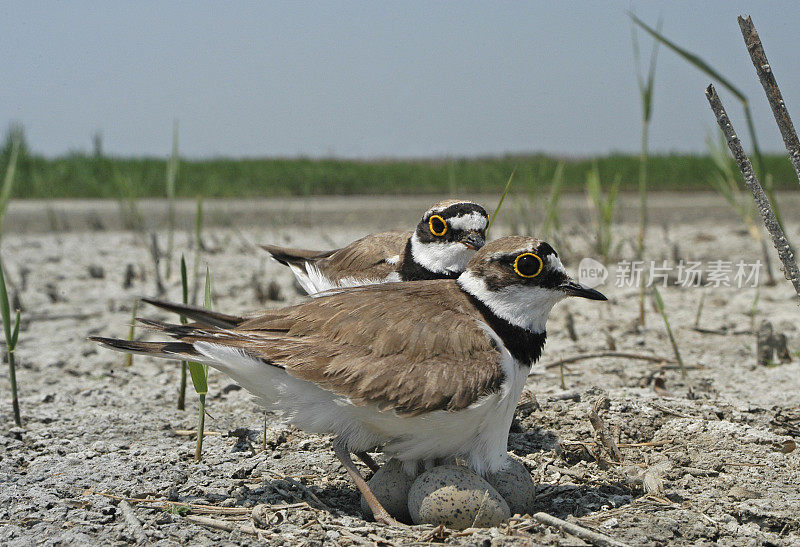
(355, 451, 380, 472)
(333, 442, 402, 527)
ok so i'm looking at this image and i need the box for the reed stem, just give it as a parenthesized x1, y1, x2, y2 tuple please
(195, 394, 206, 461)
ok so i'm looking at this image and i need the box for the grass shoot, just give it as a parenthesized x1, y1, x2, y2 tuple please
(0, 255, 21, 427)
(177, 255, 189, 411)
(542, 162, 565, 240)
(188, 267, 212, 460)
(165, 121, 180, 280)
(694, 290, 705, 329)
(585, 164, 620, 263)
(652, 285, 686, 378)
(123, 299, 138, 368)
(631, 18, 660, 327)
(191, 196, 204, 305)
(486, 167, 516, 237)
(0, 134, 20, 237)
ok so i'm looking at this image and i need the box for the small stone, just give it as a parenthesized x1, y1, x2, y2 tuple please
(90, 441, 107, 453)
(485, 457, 536, 516)
(727, 486, 761, 500)
(360, 458, 414, 523)
(88, 265, 105, 279)
(408, 465, 510, 530)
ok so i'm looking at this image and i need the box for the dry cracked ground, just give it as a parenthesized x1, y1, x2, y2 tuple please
(1, 194, 799, 546)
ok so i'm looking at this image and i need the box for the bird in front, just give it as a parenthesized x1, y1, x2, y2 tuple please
(92, 236, 607, 526)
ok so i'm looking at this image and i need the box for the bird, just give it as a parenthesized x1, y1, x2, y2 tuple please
(91, 236, 606, 526)
(260, 199, 488, 295)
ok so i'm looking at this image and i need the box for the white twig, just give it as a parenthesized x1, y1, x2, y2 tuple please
(705, 84, 800, 298)
(738, 16, 800, 185)
(532, 512, 631, 547)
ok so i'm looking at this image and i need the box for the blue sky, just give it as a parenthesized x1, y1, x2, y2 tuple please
(1, 1, 798, 158)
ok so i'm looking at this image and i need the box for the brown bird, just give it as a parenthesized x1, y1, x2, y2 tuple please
(92, 236, 606, 526)
(260, 199, 488, 294)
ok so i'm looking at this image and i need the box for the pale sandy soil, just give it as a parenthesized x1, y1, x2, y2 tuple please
(1, 194, 799, 545)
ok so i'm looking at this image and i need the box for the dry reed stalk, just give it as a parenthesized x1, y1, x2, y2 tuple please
(705, 85, 800, 298)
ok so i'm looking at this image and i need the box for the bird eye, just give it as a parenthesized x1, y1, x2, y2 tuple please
(428, 215, 448, 236)
(514, 253, 543, 278)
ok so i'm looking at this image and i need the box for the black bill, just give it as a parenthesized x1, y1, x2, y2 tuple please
(560, 280, 608, 301)
(460, 231, 486, 250)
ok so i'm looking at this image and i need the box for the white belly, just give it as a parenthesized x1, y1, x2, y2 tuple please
(193, 322, 528, 477)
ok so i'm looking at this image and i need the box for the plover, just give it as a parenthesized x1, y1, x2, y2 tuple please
(261, 199, 488, 294)
(92, 236, 606, 525)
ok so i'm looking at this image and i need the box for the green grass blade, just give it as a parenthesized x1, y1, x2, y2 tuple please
(0, 254, 21, 426)
(486, 167, 516, 236)
(10, 308, 20, 348)
(652, 285, 686, 377)
(0, 256, 12, 343)
(631, 16, 661, 123)
(187, 266, 212, 395)
(165, 121, 179, 279)
(180, 254, 188, 323)
(187, 362, 207, 395)
(123, 299, 138, 367)
(178, 254, 188, 410)
(652, 284, 665, 311)
(629, 13, 747, 103)
(204, 266, 212, 309)
(543, 162, 565, 235)
(166, 120, 179, 200)
(0, 138, 20, 236)
(191, 196, 204, 304)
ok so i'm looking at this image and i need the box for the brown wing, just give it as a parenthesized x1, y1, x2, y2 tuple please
(260, 231, 410, 282)
(259, 244, 335, 267)
(316, 230, 411, 283)
(156, 281, 505, 416)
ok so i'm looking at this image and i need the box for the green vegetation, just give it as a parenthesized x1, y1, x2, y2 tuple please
(0, 256, 21, 427)
(630, 14, 788, 241)
(585, 164, 620, 263)
(123, 299, 138, 368)
(2, 149, 797, 199)
(1, 126, 22, 427)
(183, 265, 212, 461)
(652, 285, 686, 378)
(486, 167, 515, 236)
(178, 255, 189, 411)
(631, 17, 661, 328)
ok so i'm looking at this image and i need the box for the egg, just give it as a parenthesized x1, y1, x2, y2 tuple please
(360, 458, 414, 523)
(485, 456, 536, 516)
(407, 465, 510, 530)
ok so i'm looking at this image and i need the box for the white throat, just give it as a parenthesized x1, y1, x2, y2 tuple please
(410, 233, 473, 274)
(457, 270, 565, 333)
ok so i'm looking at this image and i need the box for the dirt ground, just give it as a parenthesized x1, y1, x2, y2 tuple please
(1, 194, 799, 546)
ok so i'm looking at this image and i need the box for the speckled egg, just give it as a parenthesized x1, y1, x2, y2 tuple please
(485, 457, 536, 516)
(407, 465, 511, 530)
(360, 458, 414, 523)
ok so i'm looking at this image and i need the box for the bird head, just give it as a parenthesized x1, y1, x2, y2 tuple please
(410, 200, 488, 274)
(458, 236, 606, 333)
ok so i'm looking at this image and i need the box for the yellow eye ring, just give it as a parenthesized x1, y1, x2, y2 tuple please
(514, 253, 543, 278)
(428, 215, 448, 236)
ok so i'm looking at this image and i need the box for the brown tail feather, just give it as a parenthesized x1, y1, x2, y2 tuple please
(89, 336, 199, 360)
(259, 243, 334, 267)
(136, 318, 200, 337)
(140, 297, 241, 328)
